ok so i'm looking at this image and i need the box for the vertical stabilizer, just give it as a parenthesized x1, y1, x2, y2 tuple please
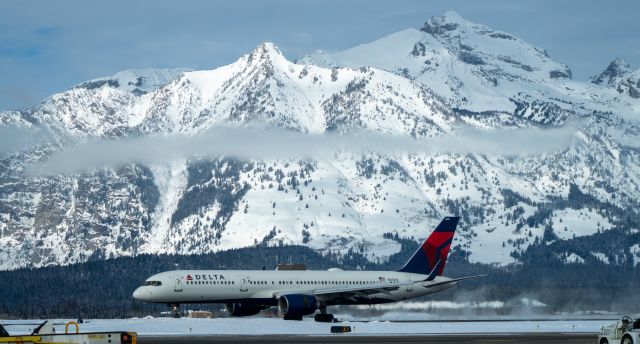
(397, 217, 459, 278)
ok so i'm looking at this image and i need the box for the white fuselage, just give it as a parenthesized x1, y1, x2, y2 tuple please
(133, 269, 456, 306)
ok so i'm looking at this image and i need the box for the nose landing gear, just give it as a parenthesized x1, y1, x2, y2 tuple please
(169, 303, 181, 318)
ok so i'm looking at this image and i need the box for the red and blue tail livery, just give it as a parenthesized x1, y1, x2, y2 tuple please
(397, 216, 459, 279)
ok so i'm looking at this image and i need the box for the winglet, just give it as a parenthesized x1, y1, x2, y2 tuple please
(424, 259, 442, 281)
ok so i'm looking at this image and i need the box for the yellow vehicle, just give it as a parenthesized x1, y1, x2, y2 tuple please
(0, 320, 136, 344)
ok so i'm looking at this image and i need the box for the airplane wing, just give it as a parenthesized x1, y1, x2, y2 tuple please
(311, 281, 415, 301)
(272, 275, 486, 301)
(311, 275, 486, 301)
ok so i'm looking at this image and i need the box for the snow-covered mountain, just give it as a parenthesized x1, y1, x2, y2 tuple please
(301, 11, 639, 122)
(1, 12, 639, 271)
(591, 58, 640, 99)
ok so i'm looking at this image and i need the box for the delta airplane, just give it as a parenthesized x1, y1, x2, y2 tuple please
(133, 216, 481, 321)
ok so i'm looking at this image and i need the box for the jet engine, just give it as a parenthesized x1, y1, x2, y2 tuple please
(278, 294, 317, 320)
(225, 302, 267, 316)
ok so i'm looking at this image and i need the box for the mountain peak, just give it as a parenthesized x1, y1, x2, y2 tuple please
(248, 42, 287, 65)
(421, 10, 471, 35)
(442, 10, 465, 24)
(590, 58, 632, 85)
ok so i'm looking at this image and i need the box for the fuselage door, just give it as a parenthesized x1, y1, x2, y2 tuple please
(174, 275, 183, 292)
(240, 276, 249, 292)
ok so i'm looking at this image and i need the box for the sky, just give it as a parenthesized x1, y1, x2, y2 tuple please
(1, 0, 638, 111)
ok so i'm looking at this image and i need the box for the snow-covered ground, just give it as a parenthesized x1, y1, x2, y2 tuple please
(1, 317, 613, 336)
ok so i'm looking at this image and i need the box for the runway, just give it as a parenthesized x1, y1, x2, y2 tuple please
(138, 333, 596, 344)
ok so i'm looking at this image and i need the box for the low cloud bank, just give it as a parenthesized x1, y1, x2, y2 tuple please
(0, 126, 51, 154)
(15, 122, 582, 176)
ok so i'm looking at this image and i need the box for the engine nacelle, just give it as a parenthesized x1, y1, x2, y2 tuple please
(278, 294, 317, 317)
(225, 302, 266, 317)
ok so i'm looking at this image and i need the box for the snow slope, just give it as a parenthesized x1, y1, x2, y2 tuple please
(0, 12, 639, 270)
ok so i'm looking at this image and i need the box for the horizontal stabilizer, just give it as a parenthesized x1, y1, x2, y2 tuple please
(423, 274, 486, 288)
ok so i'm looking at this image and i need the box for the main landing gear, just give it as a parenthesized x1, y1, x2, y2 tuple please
(314, 304, 335, 323)
(169, 303, 181, 318)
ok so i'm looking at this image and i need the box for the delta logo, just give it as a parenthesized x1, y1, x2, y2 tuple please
(185, 274, 225, 281)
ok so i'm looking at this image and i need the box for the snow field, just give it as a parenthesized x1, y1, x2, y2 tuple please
(1, 317, 613, 336)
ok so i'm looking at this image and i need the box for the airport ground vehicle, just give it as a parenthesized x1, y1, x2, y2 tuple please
(0, 320, 136, 344)
(598, 316, 640, 344)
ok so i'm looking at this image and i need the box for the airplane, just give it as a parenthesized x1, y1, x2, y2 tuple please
(133, 216, 482, 322)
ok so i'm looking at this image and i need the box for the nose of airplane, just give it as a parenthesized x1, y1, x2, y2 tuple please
(133, 287, 145, 301)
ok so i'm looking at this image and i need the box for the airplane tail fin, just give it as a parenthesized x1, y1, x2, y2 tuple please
(397, 217, 459, 280)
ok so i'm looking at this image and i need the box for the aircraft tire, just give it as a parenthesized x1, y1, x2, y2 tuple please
(284, 314, 303, 321)
(314, 314, 335, 322)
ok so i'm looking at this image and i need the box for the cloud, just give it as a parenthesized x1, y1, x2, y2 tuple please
(0, 126, 50, 154)
(23, 122, 581, 177)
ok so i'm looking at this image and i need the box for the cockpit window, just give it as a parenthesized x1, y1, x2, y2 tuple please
(143, 281, 162, 287)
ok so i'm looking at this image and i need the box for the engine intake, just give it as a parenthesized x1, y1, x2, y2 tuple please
(225, 302, 267, 316)
(278, 294, 317, 317)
